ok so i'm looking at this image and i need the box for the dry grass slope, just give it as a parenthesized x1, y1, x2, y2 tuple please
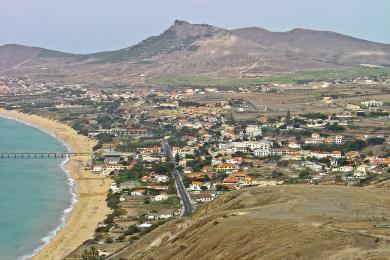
(113, 185, 390, 260)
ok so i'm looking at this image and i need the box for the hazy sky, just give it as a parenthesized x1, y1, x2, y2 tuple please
(1, 0, 389, 54)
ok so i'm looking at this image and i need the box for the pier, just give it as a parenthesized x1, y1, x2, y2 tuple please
(0, 152, 90, 159)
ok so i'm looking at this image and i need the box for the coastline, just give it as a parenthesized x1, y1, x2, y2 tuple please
(0, 108, 111, 260)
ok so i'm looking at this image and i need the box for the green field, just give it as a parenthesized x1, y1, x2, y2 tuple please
(149, 67, 390, 87)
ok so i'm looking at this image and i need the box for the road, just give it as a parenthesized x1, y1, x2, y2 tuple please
(162, 142, 193, 216)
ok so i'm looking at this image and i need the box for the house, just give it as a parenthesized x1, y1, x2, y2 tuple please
(231, 141, 272, 152)
(254, 149, 270, 157)
(150, 174, 169, 182)
(372, 158, 390, 166)
(216, 163, 239, 172)
(138, 146, 161, 155)
(372, 167, 386, 174)
(147, 211, 173, 220)
(142, 155, 164, 163)
(302, 161, 324, 172)
(356, 134, 368, 141)
(196, 193, 215, 202)
(110, 183, 119, 193)
(183, 167, 192, 174)
(97, 250, 110, 257)
(305, 133, 324, 144)
(137, 223, 152, 229)
(190, 181, 207, 191)
(325, 135, 343, 144)
(240, 125, 262, 139)
(147, 185, 169, 190)
(92, 165, 103, 173)
(104, 157, 121, 165)
(223, 176, 240, 189)
(356, 164, 368, 174)
(126, 128, 150, 137)
(131, 190, 145, 196)
(141, 176, 153, 182)
(231, 171, 247, 179)
(105, 164, 127, 171)
(120, 181, 139, 190)
(361, 100, 383, 107)
(269, 148, 291, 157)
(172, 146, 195, 158)
(201, 165, 214, 172)
(151, 193, 169, 201)
(288, 142, 301, 149)
(346, 151, 360, 159)
(188, 172, 214, 179)
(332, 166, 353, 173)
(226, 157, 243, 165)
(211, 158, 223, 166)
(311, 151, 342, 159)
(240, 176, 255, 186)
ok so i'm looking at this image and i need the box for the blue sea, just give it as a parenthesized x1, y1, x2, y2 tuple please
(0, 116, 75, 260)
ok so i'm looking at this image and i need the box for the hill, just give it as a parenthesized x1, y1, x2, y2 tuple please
(92, 20, 229, 63)
(0, 44, 82, 70)
(110, 185, 390, 260)
(232, 27, 390, 68)
(1, 20, 390, 85)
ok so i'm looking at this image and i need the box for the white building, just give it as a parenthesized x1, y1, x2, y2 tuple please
(147, 211, 173, 220)
(311, 151, 342, 159)
(361, 100, 383, 107)
(241, 125, 262, 138)
(288, 142, 301, 149)
(92, 165, 103, 173)
(131, 190, 145, 196)
(151, 193, 169, 201)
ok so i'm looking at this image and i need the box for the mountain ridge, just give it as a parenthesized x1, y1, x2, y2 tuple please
(1, 20, 390, 84)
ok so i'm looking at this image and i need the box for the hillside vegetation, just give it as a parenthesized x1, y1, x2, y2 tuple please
(150, 67, 390, 87)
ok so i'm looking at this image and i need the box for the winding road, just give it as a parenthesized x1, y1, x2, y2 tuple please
(162, 142, 193, 216)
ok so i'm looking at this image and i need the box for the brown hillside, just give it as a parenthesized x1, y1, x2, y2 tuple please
(112, 185, 390, 260)
(1, 21, 390, 84)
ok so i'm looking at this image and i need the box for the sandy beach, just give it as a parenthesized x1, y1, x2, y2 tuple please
(0, 108, 111, 260)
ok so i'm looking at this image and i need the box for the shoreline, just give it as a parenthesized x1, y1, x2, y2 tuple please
(0, 113, 78, 260)
(0, 108, 111, 260)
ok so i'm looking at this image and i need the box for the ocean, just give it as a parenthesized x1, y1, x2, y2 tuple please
(0, 116, 75, 259)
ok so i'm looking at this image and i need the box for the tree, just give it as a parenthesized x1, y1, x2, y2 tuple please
(200, 186, 208, 191)
(152, 162, 174, 174)
(299, 169, 311, 179)
(335, 175, 343, 184)
(175, 153, 181, 163)
(286, 110, 291, 125)
(215, 184, 229, 191)
(367, 137, 385, 145)
(326, 123, 346, 132)
(82, 247, 102, 260)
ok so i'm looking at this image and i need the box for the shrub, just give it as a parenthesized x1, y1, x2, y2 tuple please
(124, 225, 139, 236)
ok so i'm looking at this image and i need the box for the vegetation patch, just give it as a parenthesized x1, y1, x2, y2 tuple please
(149, 67, 390, 87)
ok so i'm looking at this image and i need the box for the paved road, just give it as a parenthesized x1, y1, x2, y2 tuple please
(163, 142, 193, 216)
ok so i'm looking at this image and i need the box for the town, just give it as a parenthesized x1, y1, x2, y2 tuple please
(1, 73, 389, 257)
